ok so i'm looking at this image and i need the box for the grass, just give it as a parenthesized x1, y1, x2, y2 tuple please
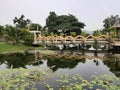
(0, 42, 55, 54)
(0, 42, 31, 52)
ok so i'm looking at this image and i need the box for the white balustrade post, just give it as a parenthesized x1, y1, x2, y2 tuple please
(33, 32, 37, 44)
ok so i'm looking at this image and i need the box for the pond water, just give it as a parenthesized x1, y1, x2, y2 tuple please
(0, 51, 120, 89)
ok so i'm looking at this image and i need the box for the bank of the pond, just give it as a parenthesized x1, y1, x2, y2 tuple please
(0, 42, 55, 54)
(0, 68, 120, 90)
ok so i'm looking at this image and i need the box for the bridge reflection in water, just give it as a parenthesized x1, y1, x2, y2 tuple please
(35, 51, 104, 61)
(34, 51, 120, 77)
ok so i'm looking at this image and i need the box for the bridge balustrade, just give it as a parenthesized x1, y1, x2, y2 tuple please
(36, 35, 110, 44)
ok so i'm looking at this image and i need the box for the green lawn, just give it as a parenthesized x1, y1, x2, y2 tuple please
(0, 42, 55, 54)
(0, 42, 34, 53)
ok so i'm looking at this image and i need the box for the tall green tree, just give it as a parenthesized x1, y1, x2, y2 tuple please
(45, 12, 85, 36)
(46, 12, 57, 34)
(56, 14, 85, 35)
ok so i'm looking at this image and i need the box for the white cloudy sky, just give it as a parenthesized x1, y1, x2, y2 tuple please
(0, 0, 120, 31)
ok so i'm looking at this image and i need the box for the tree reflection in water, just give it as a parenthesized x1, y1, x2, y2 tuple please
(103, 53, 120, 78)
(47, 57, 85, 72)
(0, 53, 35, 69)
(0, 51, 120, 78)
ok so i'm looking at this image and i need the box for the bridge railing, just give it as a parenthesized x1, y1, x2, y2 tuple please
(36, 35, 110, 44)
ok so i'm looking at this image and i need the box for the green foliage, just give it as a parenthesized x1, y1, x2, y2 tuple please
(46, 12, 57, 34)
(108, 28, 116, 38)
(103, 15, 120, 29)
(0, 68, 54, 90)
(81, 31, 88, 36)
(2, 15, 32, 45)
(70, 32, 76, 37)
(0, 69, 119, 90)
(59, 32, 64, 36)
(103, 15, 120, 34)
(13, 15, 31, 29)
(45, 12, 85, 35)
(0, 15, 32, 45)
(93, 30, 102, 36)
(0, 25, 4, 37)
(41, 27, 48, 36)
(58, 74, 120, 90)
(29, 23, 42, 31)
(22, 32, 34, 45)
(4, 25, 22, 44)
(50, 32, 55, 36)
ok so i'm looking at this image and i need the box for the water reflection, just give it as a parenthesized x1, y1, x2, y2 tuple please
(0, 51, 120, 78)
(0, 53, 34, 69)
(103, 53, 120, 77)
(47, 58, 85, 72)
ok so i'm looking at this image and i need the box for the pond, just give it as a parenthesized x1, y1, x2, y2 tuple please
(0, 51, 120, 90)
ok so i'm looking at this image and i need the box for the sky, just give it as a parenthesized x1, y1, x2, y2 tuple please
(0, 0, 120, 31)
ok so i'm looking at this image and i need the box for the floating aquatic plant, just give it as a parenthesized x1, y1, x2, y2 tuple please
(0, 68, 120, 90)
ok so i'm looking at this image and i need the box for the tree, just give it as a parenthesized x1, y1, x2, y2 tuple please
(70, 32, 76, 37)
(45, 12, 85, 36)
(29, 23, 42, 31)
(103, 15, 120, 33)
(56, 14, 85, 35)
(0, 25, 4, 38)
(12, 15, 32, 44)
(4, 25, 28, 45)
(13, 15, 31, 29)
(22, 32, 34, 45)
(81, 31, 88, 36)
(93, 30, 102, 36)
(45, 12, 58, 34)
(41, 26, 48, 36)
